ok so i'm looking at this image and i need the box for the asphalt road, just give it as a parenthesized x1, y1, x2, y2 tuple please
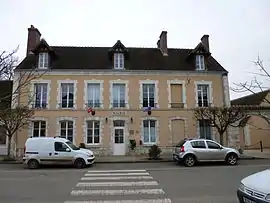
(0, 159, 269, 203)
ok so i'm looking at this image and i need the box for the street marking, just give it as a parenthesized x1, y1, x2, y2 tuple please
(64, 199, 172, 203)
(71, 189, 165, 196)
(84, 172, 150, 176)
(87, 169, 147, 173)
(76, 181, 158, 187)
(81, 176, 153, 180)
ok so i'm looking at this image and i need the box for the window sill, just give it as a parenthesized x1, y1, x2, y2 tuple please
(85, 144, 101, 148)
(142, 143, 157, 147)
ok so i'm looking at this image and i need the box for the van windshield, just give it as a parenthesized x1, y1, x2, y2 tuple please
(66, 141, 79, 150)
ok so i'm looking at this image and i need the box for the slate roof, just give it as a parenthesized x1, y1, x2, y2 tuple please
(15, 41, 227, 73)
(0, 80, 13, 109)
(231, 89, 270, 106)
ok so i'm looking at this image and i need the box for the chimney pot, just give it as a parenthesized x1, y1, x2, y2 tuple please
(26, 25, 41, 56)
(201, 34, 210, 52)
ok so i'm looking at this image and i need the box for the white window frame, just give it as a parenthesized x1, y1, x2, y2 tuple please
(38, 52, 49, 69)
(85, 120, 101, 145)
(29, 80, 51, 109)
(196, 55, 205, 70)
(139, 80, 159, 109)
(194, 81, 213, 107)
(141, 117, 159, 145)
(31, 120, 47, 137)
(59, 120, 74, 142)
(84, 80, 104, 109)
(114, 53, 124, 69)
(56, 117, 76, 144)
(57, 80, 77, 109)
(33, 83, 48, 108)
(167, 80, 187, 108)
(109, 80, 129, 109)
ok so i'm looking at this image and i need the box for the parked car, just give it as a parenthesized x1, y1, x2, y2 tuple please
(23, 137, 95, 169)
(172, 138, 240, 167)
(237, 169, 270, 203)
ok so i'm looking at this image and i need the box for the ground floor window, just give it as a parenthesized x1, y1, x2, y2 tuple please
(60, 120, 73, 142)
(143, 120, 156, 144)
(199, 119, 212, 139)
(0, 126, 6, 145)
(86, 120, 100, 144)
(32, 121, 46, 137)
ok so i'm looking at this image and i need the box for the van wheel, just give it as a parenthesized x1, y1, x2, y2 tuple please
(184, 155, 196, 167)
(226, 153, 238, 166)
(27, 159, 39, 169)
(74, 158, 86, 169)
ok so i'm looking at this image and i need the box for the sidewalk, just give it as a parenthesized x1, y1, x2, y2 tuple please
(242, 149, 270, 159)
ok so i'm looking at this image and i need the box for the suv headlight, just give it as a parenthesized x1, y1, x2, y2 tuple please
(265, 194, 270, 202)
(239, 183, 245, 192)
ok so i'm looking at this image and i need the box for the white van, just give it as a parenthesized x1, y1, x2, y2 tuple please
(23, 137, 95, 169)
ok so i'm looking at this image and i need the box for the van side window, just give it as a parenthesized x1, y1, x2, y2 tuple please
(54, 142, 68, 152)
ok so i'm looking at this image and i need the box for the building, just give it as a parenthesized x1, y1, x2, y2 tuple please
(0, 80, 13, 155)
(12, 25, 230, 157)
(231, 90, 270, 150)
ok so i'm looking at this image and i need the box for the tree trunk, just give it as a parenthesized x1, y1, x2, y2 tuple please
(7, 136, 12, 157)
(219, 133, 224, 145)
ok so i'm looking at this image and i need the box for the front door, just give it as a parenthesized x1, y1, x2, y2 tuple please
(113, 120, 126, 155)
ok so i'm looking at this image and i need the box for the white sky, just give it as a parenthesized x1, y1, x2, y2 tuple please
(1, 0, 269, 100)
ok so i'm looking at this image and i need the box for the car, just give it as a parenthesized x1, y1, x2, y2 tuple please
(237, 169, 270, 203)
(172, 138, 240, 167)
(23, 137, 95, 169)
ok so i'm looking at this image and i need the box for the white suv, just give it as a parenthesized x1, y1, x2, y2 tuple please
(173, 138, 240, 167)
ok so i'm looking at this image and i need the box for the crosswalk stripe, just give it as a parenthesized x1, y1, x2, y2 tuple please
(71, 189, 165, 196)
(87, 169, 147, 173)
(84, 172, 150, 176)
(64, 198, 172, 203)
(76, 181, 158, 187)
(81, 176, 153, 180)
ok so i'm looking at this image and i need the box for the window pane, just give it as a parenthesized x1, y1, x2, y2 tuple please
(143, 126, 149, 143)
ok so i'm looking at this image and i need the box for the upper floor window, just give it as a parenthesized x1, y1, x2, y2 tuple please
(38, 53, 49, 69)
(197, 84, 210, 107)
(114, 53, 124, 69)
(112, 84, 126, 108)
(142, 84, 155, 108)
(87, 83, 101, 108)
(32, 121, 46, 137)
(60, 83, 74, 108)
(59, 120, 73, 142)
(33, 83, 48, 108)
(195, 55, 205, 70)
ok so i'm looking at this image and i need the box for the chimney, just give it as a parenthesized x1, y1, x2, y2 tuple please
(157, 31, 168, 56)
(201, 34, 209, 52)
(26, 25, 41, 56)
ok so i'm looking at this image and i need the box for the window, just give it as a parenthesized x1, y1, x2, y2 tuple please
(196, 55, 205, 70)
(0, 126, 6, 145)
(199, 119, 212, 139)
(114, 53, 124, 69)
(143, 120, 156, 144)
(60, 83, 74, 108)
(33, 83, 48, 108)
(191, 141, 206, 148)
(86, 121, 100, 144)
(112, 84, 125, 108)
(197, 84, 210, 107)
(206, 141, 221, 149)
(60, 121, 73, 142)
(32, 121, 46, 137)
(142, 84, 155, 108)
(54, 142, 68, 152)
(38, 53, 49, 69)
(87, 83, 100, 108)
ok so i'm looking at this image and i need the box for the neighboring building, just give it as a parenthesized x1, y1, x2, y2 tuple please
(231, 90, 270, 149)
(0, 80, 13, 155)
(12, 25, 230, 157)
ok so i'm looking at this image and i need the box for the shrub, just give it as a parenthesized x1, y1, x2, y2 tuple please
(148, 145, 162, 160)
(129, 139, 136, 150)
(79, 143, 86, 148)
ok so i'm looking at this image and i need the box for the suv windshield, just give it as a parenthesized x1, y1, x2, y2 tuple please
(66, 141, 79, 150)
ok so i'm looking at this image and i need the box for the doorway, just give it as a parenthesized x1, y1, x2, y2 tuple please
(113, 120, 126, 155)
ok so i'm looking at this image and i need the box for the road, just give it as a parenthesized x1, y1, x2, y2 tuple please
(0, 159, 269, 203)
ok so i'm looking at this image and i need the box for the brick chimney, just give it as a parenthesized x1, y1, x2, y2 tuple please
(26, 25, 41, 56)
(201, 34, 209, 52)
(157, 31, 168, 56)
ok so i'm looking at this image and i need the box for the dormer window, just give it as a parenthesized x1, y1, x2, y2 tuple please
(114, 53, 124, 69)
(38, 52, 49, 69)
(196, 55, 205, 70)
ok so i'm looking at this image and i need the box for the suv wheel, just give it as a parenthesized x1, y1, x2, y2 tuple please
(27, 159, 39, 169)
(74, 158, 86, 169)
(226, 153, 238, 166)
(184, 155, 196, 167)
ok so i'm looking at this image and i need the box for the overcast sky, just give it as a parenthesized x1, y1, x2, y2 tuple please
(1, 0, 269, 100)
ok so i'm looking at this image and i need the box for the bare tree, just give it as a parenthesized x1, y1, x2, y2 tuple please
(0, 105, 34, 157)
(193, 107, 247, 145)
(232, 56, 270, 104)
(0, 47, 19, 80)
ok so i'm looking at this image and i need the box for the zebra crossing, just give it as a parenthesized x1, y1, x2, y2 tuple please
(64, 169, 172, 203)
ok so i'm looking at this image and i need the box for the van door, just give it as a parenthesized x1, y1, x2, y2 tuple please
(52, 141, 74, 165)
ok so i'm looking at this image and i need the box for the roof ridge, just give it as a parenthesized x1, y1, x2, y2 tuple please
(231, 89, 270, 102)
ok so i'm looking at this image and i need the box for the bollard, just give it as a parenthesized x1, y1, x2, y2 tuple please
(260, 140, 263, 152)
